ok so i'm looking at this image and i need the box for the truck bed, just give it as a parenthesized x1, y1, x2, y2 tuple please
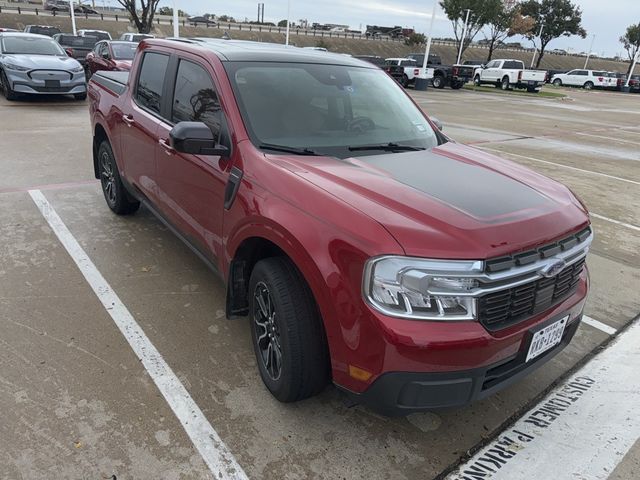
(91, 71, 129, 96)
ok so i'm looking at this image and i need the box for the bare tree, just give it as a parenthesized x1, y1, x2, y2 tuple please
(116, 0, 162, 34)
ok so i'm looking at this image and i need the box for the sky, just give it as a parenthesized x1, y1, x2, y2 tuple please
(138, 0, 636, 58)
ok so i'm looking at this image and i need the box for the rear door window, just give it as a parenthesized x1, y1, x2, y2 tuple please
(135, 52, 170, 115)
(503, 61, 524, 69)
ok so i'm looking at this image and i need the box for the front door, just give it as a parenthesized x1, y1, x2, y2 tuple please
(155, 55, 232, 264)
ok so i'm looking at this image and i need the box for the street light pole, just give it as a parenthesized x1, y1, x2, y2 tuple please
(530, 23, 544, 68)
(625, 50, 639, 88)
(172, 0, 179, 38)
(584, 34, 595, 69)
(285, 0, 291, 45)
(69, 0, 77, 36)
(422, 2, 437, 73)
(456, 9, 471, 65)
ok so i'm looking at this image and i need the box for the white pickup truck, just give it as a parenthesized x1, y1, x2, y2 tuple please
(473, 59, 547, 93)
(384, 58, 433, 88)
(550, 69, 617, 90)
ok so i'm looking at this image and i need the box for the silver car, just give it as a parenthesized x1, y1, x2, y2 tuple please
(0, 32, 87, 100)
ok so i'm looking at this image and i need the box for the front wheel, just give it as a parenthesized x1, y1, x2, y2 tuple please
(98, 140, 140, 215)
(584, 81, 594, 90)
(74, 92, 87, 101)
(450, 80, 463, 90)
(249, 257, 330, 403)
(1, 70, 18, 101)
(432, 74, 444, 89)
(473, 75, 481, 86)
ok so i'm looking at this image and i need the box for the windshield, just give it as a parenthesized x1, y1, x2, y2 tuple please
(57, 35, 96, 48)
(111, 42, 137, 60)
(2, 36, 65, 55)
(226, 62, 440, 158)
(28, 26, 61, 36)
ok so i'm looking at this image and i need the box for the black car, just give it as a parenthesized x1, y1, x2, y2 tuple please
(353, 55, 385, 67)
(188, 16, 216, 26)
(53, 34, 97, 65)
(23, 25, 62, 37)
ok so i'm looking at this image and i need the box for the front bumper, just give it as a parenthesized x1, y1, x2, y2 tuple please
(6, 69, 86, 95)
(341, 311, 581, 416)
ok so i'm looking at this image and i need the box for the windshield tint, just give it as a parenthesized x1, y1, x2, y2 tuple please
(2, 36, 65, 55)
(226, 62, 440, 158)
(111, 42, 137, 59)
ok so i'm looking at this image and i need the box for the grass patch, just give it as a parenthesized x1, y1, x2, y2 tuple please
(462, 84, 567, 99)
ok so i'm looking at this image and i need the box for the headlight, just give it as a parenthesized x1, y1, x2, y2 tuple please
(363, 256, 483, 320)
(3, 62, 30, 72)
(70, 65, 85, 73)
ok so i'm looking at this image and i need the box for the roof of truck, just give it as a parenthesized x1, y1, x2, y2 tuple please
(148, 38, 376, 67)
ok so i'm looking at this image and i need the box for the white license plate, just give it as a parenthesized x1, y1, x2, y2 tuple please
(526, 315, 568, 362)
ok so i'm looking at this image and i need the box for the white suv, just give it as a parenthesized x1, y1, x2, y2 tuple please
(551, 70, 616, 90)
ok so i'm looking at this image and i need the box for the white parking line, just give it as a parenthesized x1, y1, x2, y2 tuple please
(582, 315, 617, 335)
(28, 190, 248, 480)
(447, 317, 640, 480)
(478, 147, 640, 187)
(575, 131, 640, 147)
(589, 213, 640, 232)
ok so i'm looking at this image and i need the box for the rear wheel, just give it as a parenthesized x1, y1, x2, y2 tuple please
(553, 78, 562, 87)
(584, 81, 594, 90)
(249, 257, 330, 403)
(432, 74, 445, 89)
(402, 74, 409, 88)
(1, 70, 18, 101)
(450, 80, 463, 90)
(98, 140, 140, 215)
(501, 76, 510, 90)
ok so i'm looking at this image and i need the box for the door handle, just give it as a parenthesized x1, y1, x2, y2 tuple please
(122, 114, 134, 127)
(158, 138, 174, 155)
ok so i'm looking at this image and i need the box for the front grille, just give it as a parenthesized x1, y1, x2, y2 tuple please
(478, 257, 586, 330)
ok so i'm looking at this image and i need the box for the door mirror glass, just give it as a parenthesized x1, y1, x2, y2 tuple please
(170, 121, 229, 156)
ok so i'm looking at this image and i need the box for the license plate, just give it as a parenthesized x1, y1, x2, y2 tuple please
(45, 79, 60, 88)
(526, 315, 568, 362)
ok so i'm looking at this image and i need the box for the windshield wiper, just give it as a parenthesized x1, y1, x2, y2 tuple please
(348, 142, 426, 152)
(259, 143, 320, 156)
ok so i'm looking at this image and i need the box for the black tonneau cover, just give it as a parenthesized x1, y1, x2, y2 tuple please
(91, 71, 129, 95)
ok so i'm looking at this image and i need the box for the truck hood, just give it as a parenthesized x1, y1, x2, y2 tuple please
(1, 54, 81, 71)
(274, 142, 589, 259)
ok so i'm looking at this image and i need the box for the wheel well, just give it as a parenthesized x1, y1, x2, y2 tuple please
(226, 237, 289, 318)
(93, 123, 109, 179)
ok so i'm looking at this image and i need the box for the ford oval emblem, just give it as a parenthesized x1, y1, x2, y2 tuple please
(541, 259, 566, 278)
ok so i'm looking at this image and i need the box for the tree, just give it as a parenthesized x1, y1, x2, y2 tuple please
(278, 20, 288, 27)
(405, 33, 426, 46)
(520, 0, 586, 68)
(439, 0, 503, 59)
(620, 23, 640, 75)
(483, 5, 535, 61)
(116, 0, 162, 34)
(157, 7, 187, 17)
(218, 15, 237, 23)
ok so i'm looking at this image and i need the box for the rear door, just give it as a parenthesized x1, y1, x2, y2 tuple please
(119, 50, 171, 202)
(155, 53, 233, 264)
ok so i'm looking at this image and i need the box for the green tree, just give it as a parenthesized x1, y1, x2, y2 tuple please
(620, 23, 640, 74)
(157, 7, 187, 17)
(218, 15, 237, 23)
(483, 5, 535, 61)
(278, 19, 288, 27)
(439, 0, 502, 59)
(520, 0, 586, 68)
(116, 0, 161, 34)
(405, 33, 426, 46)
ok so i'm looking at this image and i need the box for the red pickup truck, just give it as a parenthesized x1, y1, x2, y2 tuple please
(88, 39, 592, 416)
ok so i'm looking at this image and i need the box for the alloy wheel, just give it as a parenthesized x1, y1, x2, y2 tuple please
(253, 282, 283, 381)
(100, 152, 116, 205)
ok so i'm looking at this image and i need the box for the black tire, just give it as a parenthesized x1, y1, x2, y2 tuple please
(74, 92, 87, 101)
(1, 70, 18, 101)
(553, 78, 562, 87)
(584, 81, 594, 90)
(473, 75, 481, 86)
(432, 74, 445, 89)
(450, 80, 463, 90)
(402, 74, 409, 88)
(97, 140, 140, 215)
(249, 257, 330, 403)
(501, 76, 510, 90)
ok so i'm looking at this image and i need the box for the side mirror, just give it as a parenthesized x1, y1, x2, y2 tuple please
(170, 121, 229, 156)
(431, 117, 443, 131)
(101, 52, 109, 59)
(65, 48, 74, 57)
